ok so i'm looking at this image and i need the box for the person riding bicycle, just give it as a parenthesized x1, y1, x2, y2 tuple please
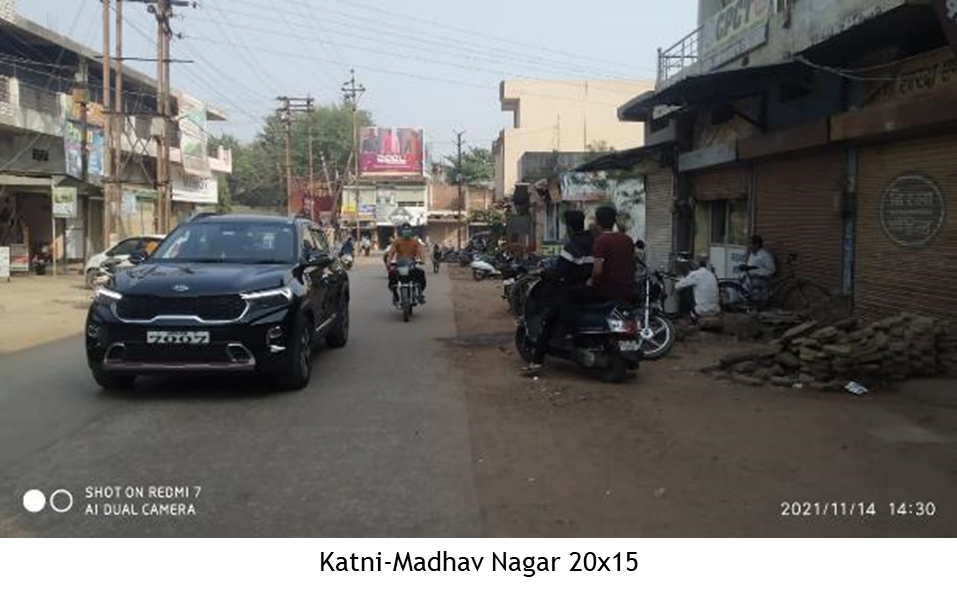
(385, 223, 427, 304)
(740, 235, 776, 301)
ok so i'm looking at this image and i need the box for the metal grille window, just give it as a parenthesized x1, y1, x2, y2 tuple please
(0, 75, 9, 103)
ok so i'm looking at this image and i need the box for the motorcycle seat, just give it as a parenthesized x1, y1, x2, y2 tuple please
(577, 301, 620, 312)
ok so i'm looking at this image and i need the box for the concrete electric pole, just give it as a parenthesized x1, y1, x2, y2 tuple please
(276, 96, 315, 216)
(101, 0, 113, 247)
(341, 70, 365, 241)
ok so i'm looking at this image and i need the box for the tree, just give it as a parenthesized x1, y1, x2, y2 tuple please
(586, 140, 614, 153)
(443, 147, 494, 186)
(217, 103, 374, 209)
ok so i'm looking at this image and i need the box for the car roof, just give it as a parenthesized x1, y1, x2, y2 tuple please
(189, 214, 300, 226)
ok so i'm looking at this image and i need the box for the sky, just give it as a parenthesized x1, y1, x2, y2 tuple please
(20, 0, 697, 158)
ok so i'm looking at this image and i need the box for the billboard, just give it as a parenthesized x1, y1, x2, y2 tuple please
(178, 93, 210, 177)
(359, 127, 424, 175)
(63, 120, 104, 181)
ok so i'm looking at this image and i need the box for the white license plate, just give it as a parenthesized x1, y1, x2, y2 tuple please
(618, 340, 641, 352)
(147, 331, 211, 345)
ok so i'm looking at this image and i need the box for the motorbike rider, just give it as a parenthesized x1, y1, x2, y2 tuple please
(360, 235, 372, 256)
(340, 235, 355, 258)
(384, 222, 427, 304)
(522, 210, 595, 374)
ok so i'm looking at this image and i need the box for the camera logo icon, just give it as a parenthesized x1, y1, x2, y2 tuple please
(22, 489, 73, 514)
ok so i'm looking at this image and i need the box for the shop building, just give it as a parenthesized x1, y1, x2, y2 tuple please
(618, 0, 957, 320)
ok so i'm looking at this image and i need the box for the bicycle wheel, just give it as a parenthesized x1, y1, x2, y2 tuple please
(718, 280, 751, 313)
(776, 279, 834, 319)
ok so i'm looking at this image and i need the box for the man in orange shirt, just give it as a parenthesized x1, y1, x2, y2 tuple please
(384, 222, 427, 304)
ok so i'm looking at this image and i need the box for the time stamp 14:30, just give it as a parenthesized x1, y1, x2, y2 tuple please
(780, 502, 938, 518)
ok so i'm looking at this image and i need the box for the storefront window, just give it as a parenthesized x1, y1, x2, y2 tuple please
(709, 199, 749, 245)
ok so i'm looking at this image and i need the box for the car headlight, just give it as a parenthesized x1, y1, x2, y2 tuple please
(241, 287, 293, 308)
(94, 286, 124, 306)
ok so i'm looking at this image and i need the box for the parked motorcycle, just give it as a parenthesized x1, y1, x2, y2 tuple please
(633, 266, 677, 361)
(391, 260, 424, 323)
(470, 256, 503, 281)
(515, 278, 642, 383)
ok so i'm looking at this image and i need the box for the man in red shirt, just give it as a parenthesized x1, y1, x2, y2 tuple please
(589, 206, 636, 302)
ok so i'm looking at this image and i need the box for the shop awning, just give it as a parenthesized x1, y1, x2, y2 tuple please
(575, 146, 663, 173)
(0, 174, 52, 188)
(619, 61, 810, 121)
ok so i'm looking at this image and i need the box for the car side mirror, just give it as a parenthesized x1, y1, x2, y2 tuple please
(304, 252, 333, 269)
(128, 249, 149, 265)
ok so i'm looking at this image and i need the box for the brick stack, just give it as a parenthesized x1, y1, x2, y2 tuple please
(706, 314, 957, 390)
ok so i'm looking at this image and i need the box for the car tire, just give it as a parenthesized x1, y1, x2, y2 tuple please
(326, 301, 349, 349)
(91, 367, 136, 390)
(278, 314, 313, 391)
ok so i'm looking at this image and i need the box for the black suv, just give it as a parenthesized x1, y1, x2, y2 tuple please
(86, 215, 349, 391)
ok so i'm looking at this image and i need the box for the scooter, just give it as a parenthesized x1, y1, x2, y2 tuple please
(470, 257, 502, 281)
(341, 253, 354, 271)
(515, 278, 643, 383)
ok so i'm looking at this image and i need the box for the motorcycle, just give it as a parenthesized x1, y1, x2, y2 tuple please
(341, 253, 355, 271)
(633, 266, 677, 361)
(470, 256, 502, 281)
(515, 278, 643, 383)
(391, 260, 424, 323)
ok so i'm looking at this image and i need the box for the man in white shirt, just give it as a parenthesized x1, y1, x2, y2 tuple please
(675, 259, 721, 320)
(744, 235, 776, 301)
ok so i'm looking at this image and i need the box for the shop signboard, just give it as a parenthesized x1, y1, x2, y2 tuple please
(699, 0, 770, 73)
(172, 167, 218, 205)
(560, 172, 614, 202)
(52, 187, 78, 219)
(178, 93, 210, 177)
(64, 120, 104, 181)
(9, 244, 28, 273)
(0, 246, 9, 280)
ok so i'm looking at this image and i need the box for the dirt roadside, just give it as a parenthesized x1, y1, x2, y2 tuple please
(0, 276, 90, 354)
(445, 266, 957, 537)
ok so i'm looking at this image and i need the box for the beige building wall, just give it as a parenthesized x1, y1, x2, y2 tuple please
(494, 78, 653, 199)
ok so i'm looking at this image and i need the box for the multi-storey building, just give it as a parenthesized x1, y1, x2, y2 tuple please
(0, 2, 231, 270)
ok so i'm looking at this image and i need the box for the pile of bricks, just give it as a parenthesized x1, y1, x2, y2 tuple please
(705, 314, 957, 390)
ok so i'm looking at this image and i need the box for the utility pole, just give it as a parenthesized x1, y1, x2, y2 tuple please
(276, 96, 315, 216)
(113, 0, 124, 235)
(341, 70, 365, 241)
(102, 0, 113, 248)
(141, 0, 192, 233)
(454, 130, 465, 250)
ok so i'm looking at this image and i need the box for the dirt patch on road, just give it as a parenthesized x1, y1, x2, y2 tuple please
(446, 266, 957, 537)
(0, 276, 90, 354)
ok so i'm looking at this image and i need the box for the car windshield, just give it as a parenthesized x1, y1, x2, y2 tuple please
(150, 221, 297, 264)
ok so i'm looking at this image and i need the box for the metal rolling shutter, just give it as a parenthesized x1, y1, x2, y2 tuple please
(753, 151, 845, 294)
(645, 168, 674, 269)
(856, 134, 957, 322)
(693, 165, 750, 202)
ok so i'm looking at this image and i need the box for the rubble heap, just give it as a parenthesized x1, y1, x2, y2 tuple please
(706, 314, 957, 390)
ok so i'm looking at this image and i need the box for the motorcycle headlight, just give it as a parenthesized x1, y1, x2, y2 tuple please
(94, 286, 124, 306)
(241, 287, 294, 308)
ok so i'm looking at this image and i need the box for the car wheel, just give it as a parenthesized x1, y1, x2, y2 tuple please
(279, 314, 313, 390)
(326, 302, 349, 349)
(91, 367, 136, 390)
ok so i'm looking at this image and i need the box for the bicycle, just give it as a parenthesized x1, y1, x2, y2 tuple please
(717, 253, 835, 319)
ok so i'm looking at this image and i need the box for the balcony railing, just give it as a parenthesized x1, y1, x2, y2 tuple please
(658, 27, 701, 86)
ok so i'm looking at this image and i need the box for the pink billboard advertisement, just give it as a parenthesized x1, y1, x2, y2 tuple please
(359, 127, 424, 175)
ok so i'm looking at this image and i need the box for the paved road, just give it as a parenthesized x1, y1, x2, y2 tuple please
(0, 263, 482, 536)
